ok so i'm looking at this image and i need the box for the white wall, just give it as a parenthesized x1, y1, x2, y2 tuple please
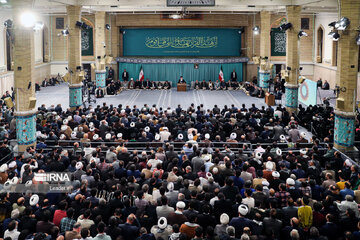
(34, 29, 43, 63)
(51, 62, 68, 76)
(0, 10, 12, 73)
(314, 13, 338, 64)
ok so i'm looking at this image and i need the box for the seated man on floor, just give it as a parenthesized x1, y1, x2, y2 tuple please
(96, 87, 104, 98)
(257, 87, 265, 98)
(194, 80, 200, 90)
(106, 83, 116, 95)
(157, 81, 163, 89)
(214, 80, 220, 90)
(230, 79, 240, 90)
(250, 86, 259, 97)
(135, 79, 142, 89)
(201, 79, 208, 90)
(128, 78, 134, 89)
(322, 80, 330, 90)
(143, 78, 151, 89)
(114, 80, 122, 93)
(151, 81, 156, 90)
(163, 80, 171, 89)
(178, 76, 186, 84)
(208, 80, 214, 90)
(220, 79, 227, 90)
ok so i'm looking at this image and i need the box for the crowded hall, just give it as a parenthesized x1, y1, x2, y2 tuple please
(1, 0, 360, 240)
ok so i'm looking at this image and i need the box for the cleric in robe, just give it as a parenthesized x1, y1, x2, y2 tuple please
(178, 76, 186, 84)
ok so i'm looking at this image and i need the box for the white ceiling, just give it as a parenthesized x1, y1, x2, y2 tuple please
(1, 0, 339, 14)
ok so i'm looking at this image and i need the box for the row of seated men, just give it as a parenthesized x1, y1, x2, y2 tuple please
(95, 79, 172, 98)
(193, 79, 240, 90)
(123, 78, 240, 90)
(95, 79, 242, 98)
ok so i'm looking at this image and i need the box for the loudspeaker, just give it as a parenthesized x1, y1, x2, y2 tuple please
(29, 97, 36, 109)
(4, 97, 13, 108)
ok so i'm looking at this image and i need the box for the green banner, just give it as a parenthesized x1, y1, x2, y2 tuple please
(271, 28, 286, 56)
(123, 28, 241, 57)
(81, 28, 93, 56)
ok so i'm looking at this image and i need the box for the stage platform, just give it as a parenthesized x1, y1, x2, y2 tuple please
(36, 83, 269, 110)
(36, 83, 336, 110)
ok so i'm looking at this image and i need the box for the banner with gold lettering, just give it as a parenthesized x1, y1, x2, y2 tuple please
(123, 28, 241, 57)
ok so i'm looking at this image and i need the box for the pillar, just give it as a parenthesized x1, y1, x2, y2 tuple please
(258, 11, 271, 89)
(284, 5, 301, 113)
(95, 11, 106, 88)
(67, 5, 83, 109)
(12, 0, 37, 151)
(333, 0, 360, 151)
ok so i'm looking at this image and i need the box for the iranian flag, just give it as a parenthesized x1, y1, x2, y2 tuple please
(218, 66, 224, 81)
(139, 66, 144, 81)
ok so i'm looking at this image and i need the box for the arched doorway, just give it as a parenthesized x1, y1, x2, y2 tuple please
(317, 26, 324, 63)
(5, 27, 13, 71)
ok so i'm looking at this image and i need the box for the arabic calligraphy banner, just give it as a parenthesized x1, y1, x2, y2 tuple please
(123, 28, 241, 56)
(82, 28, 94, 56)
(271, 28, 286, 56)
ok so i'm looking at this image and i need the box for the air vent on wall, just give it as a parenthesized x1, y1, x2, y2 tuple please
(248, 5, 255, 7)
(110, 5, 118, 8)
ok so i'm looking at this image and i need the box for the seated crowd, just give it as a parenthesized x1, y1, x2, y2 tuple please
(0, 102, 360, 240)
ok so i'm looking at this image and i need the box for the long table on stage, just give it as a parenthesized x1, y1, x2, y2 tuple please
(177, 83, 187, 92)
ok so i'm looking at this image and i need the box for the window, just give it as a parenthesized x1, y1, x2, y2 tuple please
(301, 18, 310, 30)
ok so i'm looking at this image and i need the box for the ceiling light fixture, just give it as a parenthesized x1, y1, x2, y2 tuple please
(328, 31, 340, 41)
(33, 21, 44, 31)
(20, 11, 36, 28)
(328, 21, 336, 28)
(252, 26, 260, 35)
(61, 29, 69, 36)
(4, 19, 12, 28)
(335, 17, 350, 31)
(76, 21, 90, 30)
(356, 32, 360, 46)
(298, 30, 308, 38)
(278, 23, 292, 31)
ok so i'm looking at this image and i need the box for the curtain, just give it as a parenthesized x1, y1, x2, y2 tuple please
(119, 63, 243, 86)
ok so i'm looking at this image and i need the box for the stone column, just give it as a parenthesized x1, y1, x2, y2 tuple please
(258, 11, 271, 89)
(12, 0, 37, 152)
(333, 0, 360, 151)
(95, 11, 106, 88)
(67, 5, 83, 109)
(284, 5, 301, 113)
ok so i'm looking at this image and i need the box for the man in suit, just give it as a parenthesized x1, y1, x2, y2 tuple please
(96, 87, 104, 98)
(220, 79, 227, 90)
(201, 80, 208, 90)
(230, 69, 237, 81)
(108, 67, 114, 80)
(143, 79, 151, 89)
(163, 81, 171, 89)
(135, 79, 142, 89)
(178, 76, 186, 84)
(122, 69, 129, 81)
(257, 87, 265, 98)
(322, 80, 330, 90)
(194, 80, 200, 90)
(118, 214, 140, 240)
